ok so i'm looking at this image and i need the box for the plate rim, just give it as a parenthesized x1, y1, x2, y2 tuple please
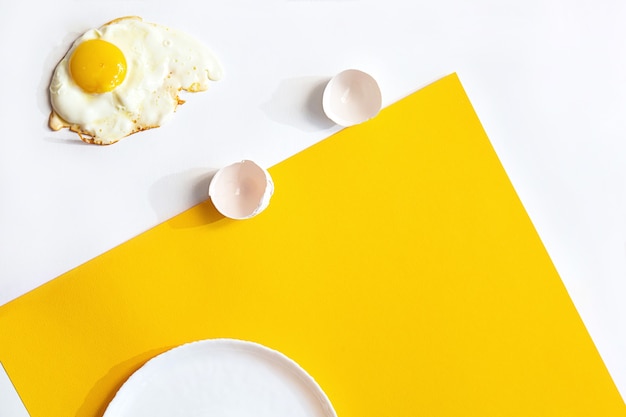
(102, 338, 338, 417)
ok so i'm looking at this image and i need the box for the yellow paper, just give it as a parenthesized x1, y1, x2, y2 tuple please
(0, 73, 623, 416)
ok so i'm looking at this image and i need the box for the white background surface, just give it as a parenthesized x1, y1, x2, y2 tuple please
(0, 363, 30, 417)
(1, 0, 625, 403)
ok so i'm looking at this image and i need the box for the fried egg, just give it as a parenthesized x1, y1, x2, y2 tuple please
(49, 16, 222, 145)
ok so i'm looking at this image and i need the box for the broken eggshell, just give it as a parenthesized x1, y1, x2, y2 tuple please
(322, 69, 382, 127)
(208, 160, 274, 220)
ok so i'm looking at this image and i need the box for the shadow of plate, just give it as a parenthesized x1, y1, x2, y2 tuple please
(75, 346, 174, 417)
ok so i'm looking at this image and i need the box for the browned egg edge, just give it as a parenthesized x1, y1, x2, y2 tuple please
(48, 91, 187, 145)
(48, 111, 165, 146)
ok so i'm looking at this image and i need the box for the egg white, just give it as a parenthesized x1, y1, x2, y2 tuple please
(49, 16, 223, 145)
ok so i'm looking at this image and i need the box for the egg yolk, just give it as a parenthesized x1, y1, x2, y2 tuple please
(69, 39, 127, 94)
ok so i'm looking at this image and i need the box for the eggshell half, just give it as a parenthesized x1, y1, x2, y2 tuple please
(208, 160, 274, 220)
(322, 69, 382, 127)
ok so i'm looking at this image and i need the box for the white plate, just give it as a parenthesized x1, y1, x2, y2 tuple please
(102, 339, 337, 417)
